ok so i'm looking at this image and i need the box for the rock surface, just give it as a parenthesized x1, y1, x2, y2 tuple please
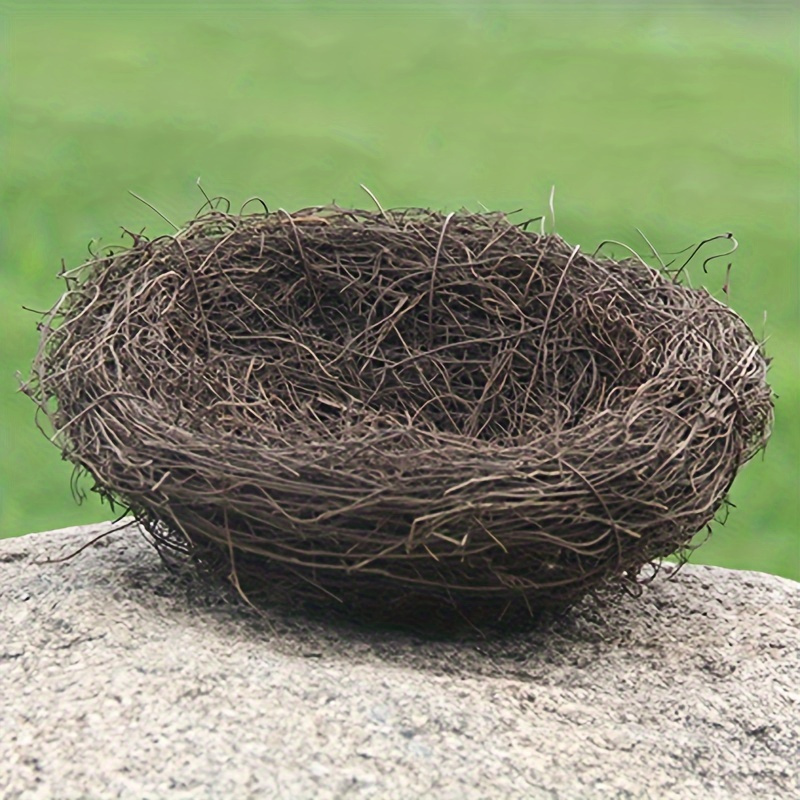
(1, 521, 798, 800)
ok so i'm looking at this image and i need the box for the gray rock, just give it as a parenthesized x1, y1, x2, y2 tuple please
(1, 521, 797, 800)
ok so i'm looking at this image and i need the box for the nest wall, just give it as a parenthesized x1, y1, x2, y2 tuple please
(27, 207, 773, 628)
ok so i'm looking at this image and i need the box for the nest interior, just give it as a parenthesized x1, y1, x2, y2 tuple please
(27, 206, 773, 630)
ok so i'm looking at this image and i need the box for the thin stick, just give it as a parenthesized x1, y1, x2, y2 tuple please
(129, 191, 179, 231)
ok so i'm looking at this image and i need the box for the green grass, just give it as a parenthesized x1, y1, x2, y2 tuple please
(2, 2, 798, 579)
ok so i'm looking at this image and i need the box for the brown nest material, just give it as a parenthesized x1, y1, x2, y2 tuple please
(26, 205, 773, 630)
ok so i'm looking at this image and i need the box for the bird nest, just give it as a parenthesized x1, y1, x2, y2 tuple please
(26, 205, 773, 630)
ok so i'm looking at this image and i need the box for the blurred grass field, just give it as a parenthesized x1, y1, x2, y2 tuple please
(2, 2, 798, 579)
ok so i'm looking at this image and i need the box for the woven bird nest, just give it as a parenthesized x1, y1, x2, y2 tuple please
(27, 205, 772, 629)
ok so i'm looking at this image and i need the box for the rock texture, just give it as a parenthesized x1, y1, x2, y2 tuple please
(1, 521, 798, 800)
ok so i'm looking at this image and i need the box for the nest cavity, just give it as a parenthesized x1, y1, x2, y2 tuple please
(27, 206, 773, 629)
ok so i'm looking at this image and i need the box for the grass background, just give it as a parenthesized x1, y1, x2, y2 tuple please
(2, 1, 798, 579)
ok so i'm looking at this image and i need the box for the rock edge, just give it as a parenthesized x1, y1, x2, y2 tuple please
(1, 521, 798, 800)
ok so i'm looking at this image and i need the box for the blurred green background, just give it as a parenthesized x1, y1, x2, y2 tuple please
(2, 1, 798, 579)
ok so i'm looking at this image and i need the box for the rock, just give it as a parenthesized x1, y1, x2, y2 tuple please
(1, 521, 797, 800)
